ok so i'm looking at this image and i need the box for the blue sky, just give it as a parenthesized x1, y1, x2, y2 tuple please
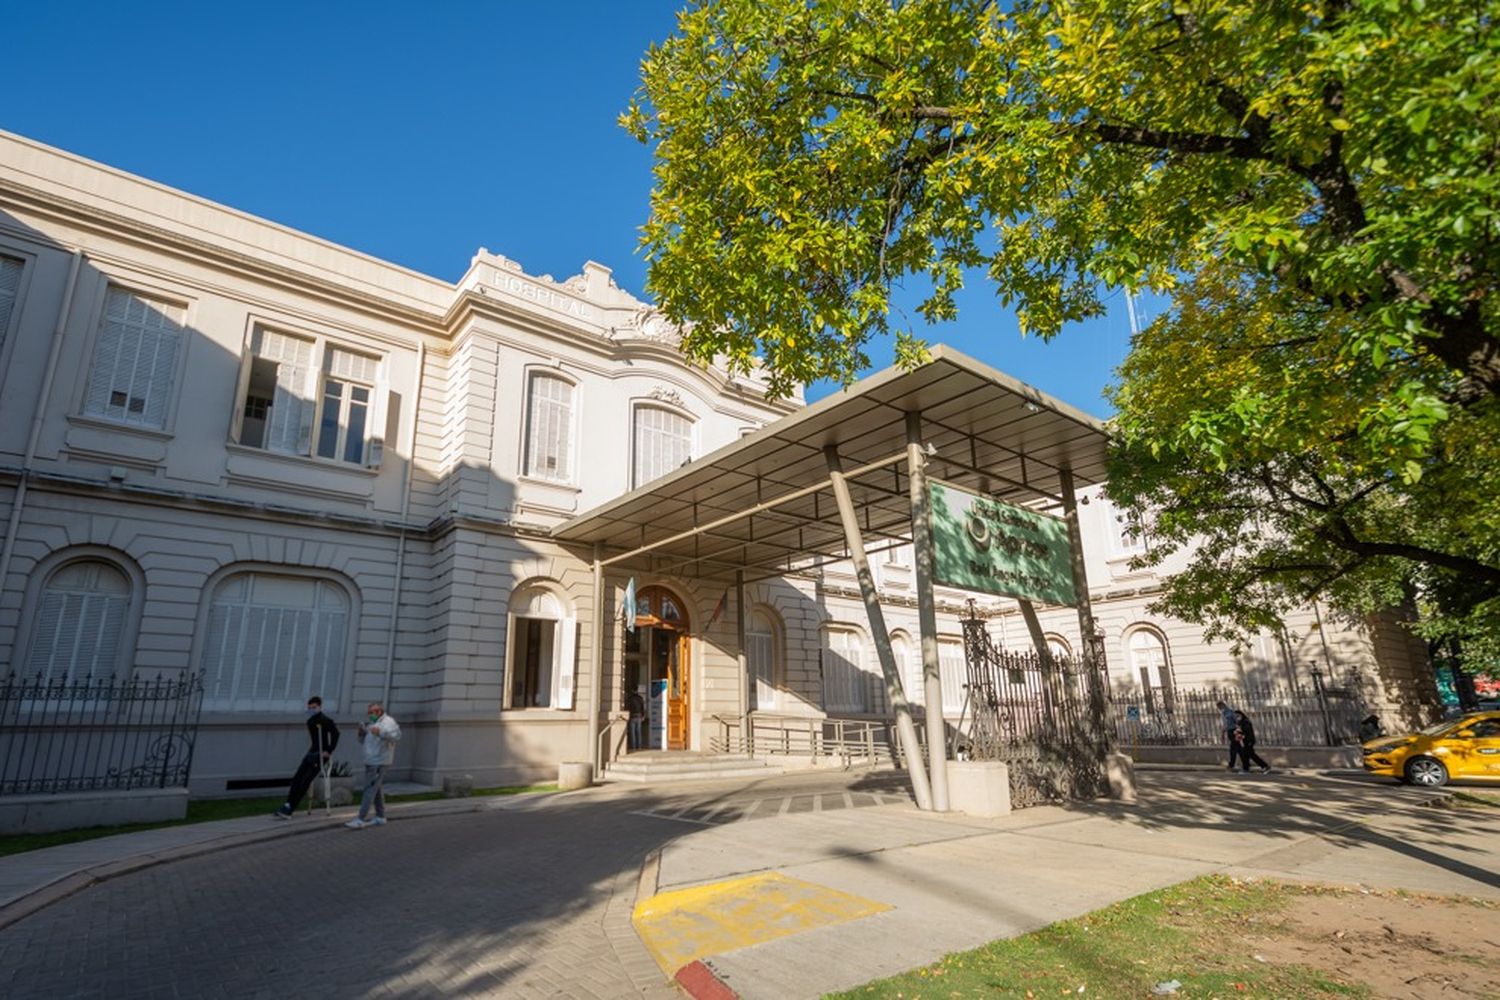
(4, 1, 1140, 414)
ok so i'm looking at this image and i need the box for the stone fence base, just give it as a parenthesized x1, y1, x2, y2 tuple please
(0, 788, 189, 835)
(1126, 745, 1363, 770)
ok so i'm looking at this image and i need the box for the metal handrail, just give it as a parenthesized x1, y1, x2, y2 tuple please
(711, 713, 900, 768)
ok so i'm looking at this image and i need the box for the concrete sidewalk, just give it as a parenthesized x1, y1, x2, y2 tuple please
(637, 772, 1500, 999)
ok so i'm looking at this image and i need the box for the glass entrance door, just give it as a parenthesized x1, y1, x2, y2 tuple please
(634, 586, 691, 751)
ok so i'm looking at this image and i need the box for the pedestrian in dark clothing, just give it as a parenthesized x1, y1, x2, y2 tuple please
(626, 690, 646, 750)
(273, 696, 340, 818)
(1233, 710, 1272, 774)
(1216, 700, 1238, 771)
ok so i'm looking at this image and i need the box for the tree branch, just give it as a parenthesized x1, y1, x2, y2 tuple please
(1093, 122, 1268, 161)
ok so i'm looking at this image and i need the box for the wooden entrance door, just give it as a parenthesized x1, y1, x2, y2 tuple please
(636, 587, 691, 751)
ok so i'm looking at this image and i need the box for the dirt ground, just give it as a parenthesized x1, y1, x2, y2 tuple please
(1251, 888, 1500, 999)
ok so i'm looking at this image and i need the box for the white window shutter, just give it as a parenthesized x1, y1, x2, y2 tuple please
(25, 592, 67, 681)
(84, 300, 124, 417)
(84, 288, 183, 429)
(526, 374, 573, 481)
(143, 325, 181, 428)
(555, 615, 577, 710)
(256, 330, 314, 455)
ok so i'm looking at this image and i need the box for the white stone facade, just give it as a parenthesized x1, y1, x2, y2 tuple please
(0, 131, 1437, 796)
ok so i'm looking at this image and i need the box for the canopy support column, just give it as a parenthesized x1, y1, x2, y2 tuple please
(1059, 468, 1109, 745)
(824, 445, 933, 811)
(736, 569, 751, 756)
(905, 412, 949, 812)
(1017, 598, 1066, 721)
(587, 544, 605, 775)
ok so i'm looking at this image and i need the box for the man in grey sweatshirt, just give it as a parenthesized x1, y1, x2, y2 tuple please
(346, 702, 401, 829)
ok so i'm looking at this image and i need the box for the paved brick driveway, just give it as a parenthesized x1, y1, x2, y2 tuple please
(0, 770, 916, 999)
(0, 797, 685, 999)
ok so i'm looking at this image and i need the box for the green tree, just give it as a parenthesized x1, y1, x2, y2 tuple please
(625, 0, 1500, 662)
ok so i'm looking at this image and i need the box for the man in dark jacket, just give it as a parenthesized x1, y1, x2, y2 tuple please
(1232, 710, 1272, 774)
(273, 696, 340, 819)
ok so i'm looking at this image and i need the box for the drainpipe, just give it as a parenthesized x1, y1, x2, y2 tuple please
(380, 340, 426, 708)
(586, 543, 604, 773)
(0, 250, 82, 644)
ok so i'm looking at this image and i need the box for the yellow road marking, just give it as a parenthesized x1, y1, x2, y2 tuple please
(633, 872, 892, 974)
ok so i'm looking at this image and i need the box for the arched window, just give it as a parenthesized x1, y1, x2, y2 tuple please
(506, 582, 578, 710)
(524, 372, 576, 482)
(891, 632, 919, 707)
(747, 608, 781, 711)
(632, 405, 693, 488)
(938, 637, 967, 714)
(201, 572, 350, 712)
(822, 627, 872, 714)
(1045, 634, 1073, 670)
(25, 560, 133, 683)
(1127, 628, 1174, 710)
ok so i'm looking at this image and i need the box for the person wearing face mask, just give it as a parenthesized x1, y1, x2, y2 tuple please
(345, 701, 401, 829)
(272, 696, 340, 820)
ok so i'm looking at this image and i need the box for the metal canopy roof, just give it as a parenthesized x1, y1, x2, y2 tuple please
(554, 345, 1112, 583)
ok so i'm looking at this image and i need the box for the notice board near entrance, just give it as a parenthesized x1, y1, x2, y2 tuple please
(928, 481, 1077, 607)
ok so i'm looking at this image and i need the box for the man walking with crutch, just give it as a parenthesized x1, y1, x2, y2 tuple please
(272, 696, 340, 820)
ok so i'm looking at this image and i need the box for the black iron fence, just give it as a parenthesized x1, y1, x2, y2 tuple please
(960, 616, 1111, 807)
(0, 673, 205, 796)
(1110, 671, 1364, 748)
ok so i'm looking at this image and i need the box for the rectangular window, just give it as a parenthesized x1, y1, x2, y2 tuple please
(632, 406, 692, 488)
(315, 349, 377, 464)
(748, 629, 776, 711)
(822, 629, 872, 714)
(83, 286, 185, 429)
(237, 331, 380, 466)
(0, 254, 23, 355)
(1107, 501, 1148, 557)
(524, 373, 574, 482)
(509, 617, 556, 708)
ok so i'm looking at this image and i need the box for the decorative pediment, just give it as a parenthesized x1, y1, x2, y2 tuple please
(619, 306, 683, 346)
(648, 386, 686, 408)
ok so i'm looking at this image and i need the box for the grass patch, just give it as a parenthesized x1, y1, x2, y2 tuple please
(0, 784, 556, 858)
(827, 876, 1369, 999)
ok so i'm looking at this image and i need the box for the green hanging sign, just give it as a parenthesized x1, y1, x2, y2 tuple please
(928, 481, 1078, 606)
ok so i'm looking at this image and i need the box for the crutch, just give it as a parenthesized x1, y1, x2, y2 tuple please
(306, 722, 334, 816)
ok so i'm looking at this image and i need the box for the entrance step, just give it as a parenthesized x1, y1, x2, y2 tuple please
(602, 753, 777, 783)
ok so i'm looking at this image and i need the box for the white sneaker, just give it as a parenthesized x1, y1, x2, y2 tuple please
(344, 818, 367, 829)
(368, 816, 387, 826)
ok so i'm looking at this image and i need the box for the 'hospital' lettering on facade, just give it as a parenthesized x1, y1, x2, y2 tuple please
(493, 275, 593, 320)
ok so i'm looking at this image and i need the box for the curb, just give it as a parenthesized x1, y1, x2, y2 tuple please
(0, 792, 557, 931)
(674, 960, 740, 1000)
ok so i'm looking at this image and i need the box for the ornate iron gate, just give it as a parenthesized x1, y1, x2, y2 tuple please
(959, 609, 1109, 807)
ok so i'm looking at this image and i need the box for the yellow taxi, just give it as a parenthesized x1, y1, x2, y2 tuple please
(1362, 711, 1500, 787)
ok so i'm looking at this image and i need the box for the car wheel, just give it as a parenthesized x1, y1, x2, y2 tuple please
(1405, 756, 1449, 788)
